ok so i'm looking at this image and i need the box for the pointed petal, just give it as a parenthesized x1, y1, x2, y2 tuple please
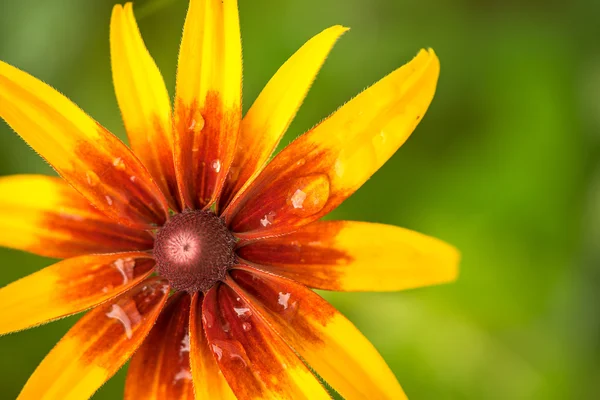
(18, 277, 170, 400)
(174, 0, 242, 209)
(202, 282, 330, 400)
(0, 252, 155, 336)
(238, 220, 459, 292)
(125, 292, 194, 400)
(225, 49, 440, 237)
(219, 26, 348, 209)
(110, 3, 181, 211)
(230, 269, 406, 399)
(0, 175, 154, 258)
(0, 60, 169, 229)
(189, 293, 236, 400)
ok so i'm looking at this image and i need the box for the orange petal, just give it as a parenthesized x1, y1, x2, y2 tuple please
(174, 0, 242, 210)
(110, 3, 181, 211)
(0, 174, 153, 258)
(225, 49, 440, 238)
(237, 220, 459, 292)
(219, 26, 349, 209)
(230, 269, 406, 399)
(202, 282, 330, 399)
(0, 60, 169, 229)
(0, 252, 155, 336)
(189, 293, 236, 400)
(18, 277, 170, 400)
(125, 292, 194, 400)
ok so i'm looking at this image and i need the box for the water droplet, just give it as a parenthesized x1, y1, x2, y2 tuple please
(233, 307, 251, 318)
(188, 118, 204, 132)
(130, 176, 137, 183)
(285, 174, 330, 217)
(180, 333, 190, 354)
(106, 304, 133, 339)
(173, 368, 192, 383)
(113, 258, 135, 285)
(210, 339, 249, 367)
(112, 157, 126, 171)
(242, 322, 252, 332)
(278, 292, 291, 310)
(260, 211, 276, 227)
(203, 310, 214, 328)
(86, 170, 100, 187)
(212, 344, 223, 360)
(290, 189, 306, 209)
(372, 130, 387, 148)
(212, 159, 221, 173)
(105, 195, 113, 206)
(222, 321, 231, 333)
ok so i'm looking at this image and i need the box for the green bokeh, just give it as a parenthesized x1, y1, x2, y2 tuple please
(0, 0, 598, 398)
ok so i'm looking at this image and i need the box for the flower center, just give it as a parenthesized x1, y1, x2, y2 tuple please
(153, 210, 236, 293)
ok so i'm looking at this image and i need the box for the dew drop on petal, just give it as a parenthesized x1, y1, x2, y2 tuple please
(210, 339, 249, 367)
(241, 322, 252, 332)
(212, 159, 221, 173)
(86, 170, 100, 187)
(278, 292, 291, 310)
(212, 344, 223, 360)
(130, 175, 137, 183)
(173, 368, 192, 383)
(260, 211, 276, 227)
(113, 157, 126, 171)
(113, 258, 135, 285)
(180, 333, 190, 354)
(222, 321, 231, 333)
(105, 195, 113, 206)
(372, 130, 387, 148)
(233, 307, 251, 318)
(290, 189, 306, 209)
(106, 304, 133, 339)
(203, 310, 214, 329)
(286, 174, 330, 217)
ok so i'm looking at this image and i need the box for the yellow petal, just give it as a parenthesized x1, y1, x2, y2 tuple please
(238, 220, 459, 291)
(225, 49, 440, 238)
(231, 269, 406, 399)
(189, 293, 236, 400)
(203, 282, 331, 399)
(0, 174, 154, 258)
(0, 60, 169, 229)
(125, 293, 195, 400)
(18, 278, 170, 400)
(220, 25, 349, 208)
(110, 3, 180, 211)
(174, 0, 242, 209)
(0, 253, 155, 336)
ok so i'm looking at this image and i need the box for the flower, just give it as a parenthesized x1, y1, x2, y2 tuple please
(0, 0, 459, 399)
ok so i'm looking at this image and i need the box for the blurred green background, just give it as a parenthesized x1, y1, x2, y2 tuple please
(0, 0, 598, 398)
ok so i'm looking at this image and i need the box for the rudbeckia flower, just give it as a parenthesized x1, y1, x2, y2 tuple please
(0, 0, 459, 399)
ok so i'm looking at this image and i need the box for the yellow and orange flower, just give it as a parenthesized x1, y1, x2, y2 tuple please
(0, 1, 459, 399)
